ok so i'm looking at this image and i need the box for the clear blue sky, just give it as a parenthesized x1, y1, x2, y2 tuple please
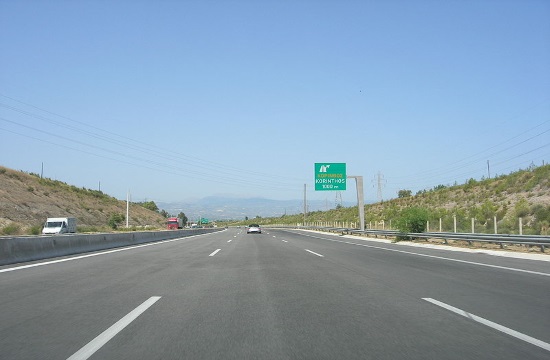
(1, 0, 549, 206)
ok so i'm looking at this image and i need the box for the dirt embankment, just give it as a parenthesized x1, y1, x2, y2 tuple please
(0, 166, 165, 232)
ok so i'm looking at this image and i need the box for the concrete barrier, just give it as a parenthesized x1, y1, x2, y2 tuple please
(0, 229, 221, 266)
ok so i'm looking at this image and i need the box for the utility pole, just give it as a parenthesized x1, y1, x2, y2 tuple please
(126, 190, 130, 228)
(487, 160, 491, 179)
(372, 172, 386, 202)
(347, 176, 365, 231)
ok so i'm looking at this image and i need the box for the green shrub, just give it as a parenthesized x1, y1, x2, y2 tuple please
(514, 198, 530, 218)
(1, 223, 21, 235)
(532, 204, 550, 222)
(395, 207, 429, 239)
(29, 225, 42, 235)
(108, 213, 126, 229)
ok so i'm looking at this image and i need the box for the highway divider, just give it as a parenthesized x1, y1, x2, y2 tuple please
(0, 228, 222, 266)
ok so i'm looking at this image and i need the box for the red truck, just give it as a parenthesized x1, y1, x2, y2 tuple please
(167, 217, 183, 230)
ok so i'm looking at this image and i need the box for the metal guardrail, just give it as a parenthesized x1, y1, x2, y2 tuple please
(276, 226, 550, 253)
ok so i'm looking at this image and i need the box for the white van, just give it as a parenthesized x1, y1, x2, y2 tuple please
(42, 217, 77, 235)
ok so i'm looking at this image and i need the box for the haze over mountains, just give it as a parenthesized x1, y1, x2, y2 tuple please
(157, 196, 356, 221)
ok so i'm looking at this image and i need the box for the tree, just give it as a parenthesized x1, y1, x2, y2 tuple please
(398, 189, 412, 198)
(479, 200, 497, 221)
(178, 212, 188, 225)
(514, 198, 529, 217)
(108, 213, 125, 229)
(464, 178, 478, 190)
(138, 201, 159, 212)
(159, 209, 169, 218)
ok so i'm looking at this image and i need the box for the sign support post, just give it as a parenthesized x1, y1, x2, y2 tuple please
(347, 175, 365, 231)
(303, 184, 307, 225)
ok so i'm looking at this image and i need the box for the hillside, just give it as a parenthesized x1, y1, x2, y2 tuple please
(3, 164, 549, 236)
(0, 166, 166, 234)
(255, 165, 550, 235)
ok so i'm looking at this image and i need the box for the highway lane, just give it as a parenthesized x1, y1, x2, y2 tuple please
(274, 229, 550, 348)
(0, 228, 548, 359)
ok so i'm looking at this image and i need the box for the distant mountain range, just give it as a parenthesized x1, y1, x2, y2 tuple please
(156, 196, 355, 222)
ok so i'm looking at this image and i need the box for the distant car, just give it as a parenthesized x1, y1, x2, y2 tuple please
(246, 224, 261, 234)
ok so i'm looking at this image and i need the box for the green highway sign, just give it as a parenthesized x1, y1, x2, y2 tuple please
(314, 163, 346, 191)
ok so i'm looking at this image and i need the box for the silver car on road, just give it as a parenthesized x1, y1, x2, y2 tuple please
(246, 224, 261, 234)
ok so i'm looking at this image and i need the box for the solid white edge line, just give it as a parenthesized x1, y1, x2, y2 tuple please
(305, 249, 324, 257)
(209, 249, 221, 256)
(67, 296, 161, 360)
(423, 298, 550, 352)
(0, 233, 211, 274)
(295, 232, 550, 277)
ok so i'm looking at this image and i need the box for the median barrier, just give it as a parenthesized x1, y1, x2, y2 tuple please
(0, 229, 221, 266)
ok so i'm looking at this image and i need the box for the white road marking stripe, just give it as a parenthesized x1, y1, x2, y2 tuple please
(298, 233, 550, 277)
(282, 240, 288, 243)
(305, 249, 324, 257)
(209, 249, 221, 256)
(0, 234, 208, 274)
(423, 298, 550, 352)
(227, 240, 232, 243)
(67, 296, 161, 360)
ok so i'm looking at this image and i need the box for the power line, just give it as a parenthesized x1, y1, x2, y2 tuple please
(0, 125, 300, 191)
(386, 121, 550, 189)
(0, 94, 305, 182)
(0, 96, 308, 190)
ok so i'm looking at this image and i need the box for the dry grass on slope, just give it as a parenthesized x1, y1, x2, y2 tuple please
(0, 166, 166, 233)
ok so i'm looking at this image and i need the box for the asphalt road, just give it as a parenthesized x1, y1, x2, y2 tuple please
(0, 228, 549, 359)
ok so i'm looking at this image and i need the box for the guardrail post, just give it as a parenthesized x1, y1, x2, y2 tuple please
(453, 215, 457, 233)
(439, 218, 442, 232)
(519, 218, 523, 235)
